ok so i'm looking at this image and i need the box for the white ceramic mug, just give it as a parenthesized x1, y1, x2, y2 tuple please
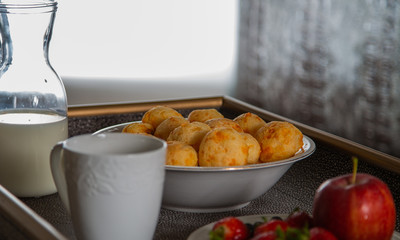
(50, 133, 166, 240)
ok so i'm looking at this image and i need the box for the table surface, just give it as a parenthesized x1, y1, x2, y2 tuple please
(1, 101, 399, 240)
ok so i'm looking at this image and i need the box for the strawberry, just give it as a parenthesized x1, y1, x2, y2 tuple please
(209, 216, 249, 240)
(250, 222, 306, 240)
(286, 210, 313, 229)
(250, 231, 279, 240)
(309, 227, 338, 240)
(253, 219, 289, 237)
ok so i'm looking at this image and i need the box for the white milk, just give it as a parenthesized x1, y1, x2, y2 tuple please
(0, 112, 68, 197)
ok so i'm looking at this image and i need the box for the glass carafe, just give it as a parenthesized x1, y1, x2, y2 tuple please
(0, 0, 67, 197)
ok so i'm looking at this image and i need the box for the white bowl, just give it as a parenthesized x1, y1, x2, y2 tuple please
(94, 122, 316, 213)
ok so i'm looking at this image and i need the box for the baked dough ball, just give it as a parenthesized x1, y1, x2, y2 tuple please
(167, 122, 211, 151)
(142, 106, 183, 129)
(234, 112, 267, 136)
(187, 109, 224, 123)
(166, 141, 198, 166)
(199, 128, 248, 167)
(241, 133, 261, 165)
(205, 118, 243, 132)
(154, 116, 189, 140)
(122, 122, 154, 136)
(255, 121, 303, 162)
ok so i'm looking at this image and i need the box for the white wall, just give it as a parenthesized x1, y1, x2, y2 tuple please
(50, 0, 239, 105)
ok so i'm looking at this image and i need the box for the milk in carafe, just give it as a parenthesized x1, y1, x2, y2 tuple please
(0, 0, 68, 197)
(0, 112, 68, 197)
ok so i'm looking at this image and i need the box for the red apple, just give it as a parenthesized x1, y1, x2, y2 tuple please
(312, 173, 396, 240)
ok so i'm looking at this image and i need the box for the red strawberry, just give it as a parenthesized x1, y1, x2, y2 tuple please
(309, 227, 338, 240)
(286, 210, 314, 229)
(253, 219, 289, 237)
(250, 231, 278, 240)
(209, 216, 249, 240)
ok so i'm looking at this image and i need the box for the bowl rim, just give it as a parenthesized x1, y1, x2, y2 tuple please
(93, 121, 316, 172)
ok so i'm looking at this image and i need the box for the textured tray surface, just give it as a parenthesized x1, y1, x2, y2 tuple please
(1, 98, 398, 240)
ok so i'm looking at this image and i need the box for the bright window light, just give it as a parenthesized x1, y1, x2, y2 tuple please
(50, 0, 238, 81)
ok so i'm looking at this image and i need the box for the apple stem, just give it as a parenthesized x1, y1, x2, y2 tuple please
(352, 156, 358, 184)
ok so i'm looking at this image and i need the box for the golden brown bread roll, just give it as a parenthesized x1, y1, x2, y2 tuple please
(198, 127, 248, 167)
(241, 133, 261, 165)
(166, 141, 198, 166)
(187, 109, 224, 123)
(142, 106, 183, 129)
(233, 112, 267, 136)
(124, 105, 306, 167)
(205, 118, 243, 132)
(167, 122, 211, 151)
(154, 116, 189, 140)
(255, 121, 303, 162)
(122, 122, 154, 136)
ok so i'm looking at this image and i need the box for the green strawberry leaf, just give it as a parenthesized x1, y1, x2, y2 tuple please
(209, 226, 225, 240)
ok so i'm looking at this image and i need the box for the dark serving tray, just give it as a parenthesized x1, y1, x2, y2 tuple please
(1, 96, 399, 240)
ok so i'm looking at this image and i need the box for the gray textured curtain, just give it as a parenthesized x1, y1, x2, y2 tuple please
(235, 0, 400, 157)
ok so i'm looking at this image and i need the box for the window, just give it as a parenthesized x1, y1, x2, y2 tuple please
(50, 0, 238, 105)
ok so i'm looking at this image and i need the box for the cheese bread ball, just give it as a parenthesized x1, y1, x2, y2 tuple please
(122, 122, 154, 136)
(154, 116, 189, 140)
(187, 109, 224, 123)
(142, 106, 183, 129)
(205, 118, 243, 132)
(167, 122, 211, 151)
(233, 112, 267, 136)
(199, 128, 248, 167)
(241, 133, 261, 165)
(255, 121, 303, 162)
(166, 141, 198, 166)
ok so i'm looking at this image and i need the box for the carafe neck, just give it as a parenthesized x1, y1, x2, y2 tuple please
(0, 2, 57, 68)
